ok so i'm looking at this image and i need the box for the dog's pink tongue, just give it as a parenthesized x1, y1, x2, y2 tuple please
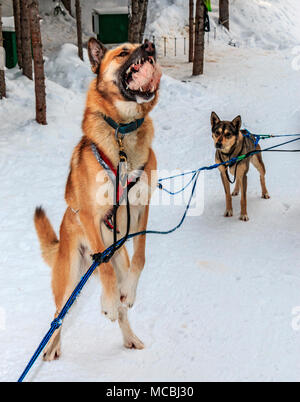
(129, 62, 162, 92)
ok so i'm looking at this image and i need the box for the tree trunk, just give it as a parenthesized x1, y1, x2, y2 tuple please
(139, 0, 148, 43)
(13, 0, 23, 69)
(61, 0, 72, 16)
(189, 0, 194, 62)
(219, 0, 229, 30)
(129, 0, 145, 43)
(29, 0, 47, 125)
(75, 0, 83, 61)
(193, 0, 205, 76)
(20, 0, 33, 80)
(0, 1, 6, 99)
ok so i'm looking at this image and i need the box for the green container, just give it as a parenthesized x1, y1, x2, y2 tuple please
(3, 30, 18, 69)
(93, 8, 129, 44)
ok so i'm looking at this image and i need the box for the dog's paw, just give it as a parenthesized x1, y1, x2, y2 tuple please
(43, 340, 61, 361)
(262, 193, 270, 199)
(239, 214, 249, 222)
(120, 272, 139, 308)
(101, 293, 120, 322)
(124, 333, 145, 350)
(232, 191, 239, 196)
(224, 209, 233, 217)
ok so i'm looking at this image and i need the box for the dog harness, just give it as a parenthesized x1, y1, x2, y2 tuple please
(91, 115, 146, 232)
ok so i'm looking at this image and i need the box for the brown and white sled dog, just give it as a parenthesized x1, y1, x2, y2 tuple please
(34, 38, 162, 360)
(211, 112, 270, 222)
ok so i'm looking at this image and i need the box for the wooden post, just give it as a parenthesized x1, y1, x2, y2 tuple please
(75, 0, 83, 61)
(189, 0, 194, 62)
(13, 0, 23, 69)
(29, 0, 47, 125)
(20, 0, 33, 80)
(0, 1, 6, 99)
(193, 0, 205, 76)
(219, 0, 229, 30)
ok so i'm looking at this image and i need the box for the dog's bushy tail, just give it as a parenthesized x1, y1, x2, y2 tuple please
(34, 206, 59, 268)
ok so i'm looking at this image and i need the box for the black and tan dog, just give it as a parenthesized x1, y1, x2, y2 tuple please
(211, 112, 270, 221)
(34, 39, 162, 360)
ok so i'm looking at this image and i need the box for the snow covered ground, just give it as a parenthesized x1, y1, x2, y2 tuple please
(1, 1, 300, 383)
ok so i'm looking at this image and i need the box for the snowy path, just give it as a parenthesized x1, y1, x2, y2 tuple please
(0, 44, 300, 382)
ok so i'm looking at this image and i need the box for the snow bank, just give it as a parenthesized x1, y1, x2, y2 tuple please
(45, 44, 93, 93)
(146, 0, 300, 50)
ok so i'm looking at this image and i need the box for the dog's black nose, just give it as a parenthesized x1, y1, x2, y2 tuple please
(216, 142, 222, 149)
(142, 39, 155, 54)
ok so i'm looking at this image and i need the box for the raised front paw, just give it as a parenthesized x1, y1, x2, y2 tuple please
(120, 272, 139, 309)
(101, 292, 120, 322)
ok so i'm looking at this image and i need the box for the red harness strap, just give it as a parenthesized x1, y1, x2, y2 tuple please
(91, 143, 144, 232)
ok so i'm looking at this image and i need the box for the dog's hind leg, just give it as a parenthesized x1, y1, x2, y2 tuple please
(118, 306, 144, 350)
(43, 213, 85, 361)
(43, 247, 81, 361)
(251, 153, 270, 199)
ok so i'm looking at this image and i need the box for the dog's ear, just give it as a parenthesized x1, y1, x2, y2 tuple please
(88, 38, 107, 74)
(232, 115, 242, 132)
(211, 112, 220, 129)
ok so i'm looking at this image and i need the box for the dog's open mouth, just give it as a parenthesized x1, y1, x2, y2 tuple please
(120, 53, 162, 103)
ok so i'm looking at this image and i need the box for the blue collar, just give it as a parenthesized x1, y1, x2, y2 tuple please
(102, 114, 145, 138)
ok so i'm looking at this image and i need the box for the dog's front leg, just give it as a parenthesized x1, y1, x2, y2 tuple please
(120, 204, 149, 308)
(79, 210, 120, 321)
(239, 173, 249, 221)
(219, 168, 233, 217)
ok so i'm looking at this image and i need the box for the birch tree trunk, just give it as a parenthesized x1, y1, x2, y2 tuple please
(29, 0, 47, 125)
(13, 0, 23, 69)
(193, 0, 205, 76)
(0, 1, 6, 99)
(189, 0, 194, 62)
(20, 0, 33, 80)
(75, 0, 83, 61)
(219, 0, 229, 30)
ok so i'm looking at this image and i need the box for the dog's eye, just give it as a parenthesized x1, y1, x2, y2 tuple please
(118, 52, 129, 57)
